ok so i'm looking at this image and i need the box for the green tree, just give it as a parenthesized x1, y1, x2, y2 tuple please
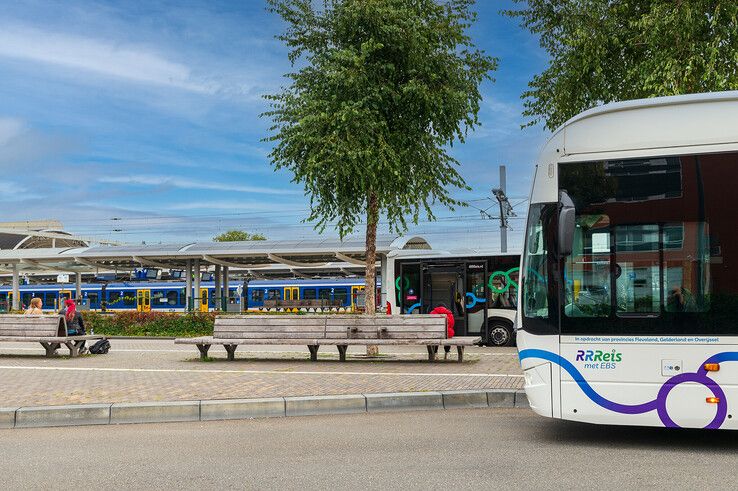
(505, 1, 738, 131)
(213, 230, 267, 242)
(264, 0, 497, 315)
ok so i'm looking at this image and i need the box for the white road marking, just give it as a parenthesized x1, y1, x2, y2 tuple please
(0, 346, 519, 356)
(0, 364, 523, 379)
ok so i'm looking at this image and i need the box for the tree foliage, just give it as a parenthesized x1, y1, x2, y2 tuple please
(505, 0, 738, 131)
(263, 0, 497, 237)
(213, 230, 267, 242)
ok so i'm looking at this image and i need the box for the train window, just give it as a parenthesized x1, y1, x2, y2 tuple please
(44, 292, 57, 308)
(122, 293, 136, 306)
(152, 290, 166, 305)
(108, 291, 121, 304)
(267, 289, 281, 300)
(22, 293, 32, 308)
(303, 288, 317, 300)
(167, 291, 178, 306)
(318, 288, 331, 300)
(251, 290, 264, 302)
(88, 293, 99, 307)
(334, 288, 348, 304)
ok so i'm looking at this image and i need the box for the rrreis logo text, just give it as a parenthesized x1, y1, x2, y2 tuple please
(575, 349, 622, 370)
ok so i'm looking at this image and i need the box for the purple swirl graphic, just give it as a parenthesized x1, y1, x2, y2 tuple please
(518, 348, 737, 429)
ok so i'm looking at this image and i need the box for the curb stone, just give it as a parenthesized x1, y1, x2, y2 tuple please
(111, 401, 200, 424)
(441, 390, 489, 409)
(286, 394, 366, 417)
(0, 407, 18, 429)
(1, 389, 525, 429)
(366, 391, 444, 412)
(201, 398, 286, 420)
(15, 404, 111, 428)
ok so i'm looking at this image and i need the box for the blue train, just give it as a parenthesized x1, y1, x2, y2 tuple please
(0, 278, 375, 312)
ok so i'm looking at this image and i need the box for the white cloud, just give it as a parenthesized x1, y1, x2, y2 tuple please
(98, 175, 302, 196)
(0, 117, 24, 145)
(165, 200, 305, 212)
(0, 24, 216, 94)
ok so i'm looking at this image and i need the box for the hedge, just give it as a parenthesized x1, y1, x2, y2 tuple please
(80, 310, 362, 337)
(82, 312, 215, 337)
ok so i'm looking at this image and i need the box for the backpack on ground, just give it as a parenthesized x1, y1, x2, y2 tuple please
(89, 339, 110, 354)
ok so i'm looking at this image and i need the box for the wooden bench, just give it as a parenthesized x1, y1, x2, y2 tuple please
(175, 315, 481, 363)
(0, 315, 105, 357)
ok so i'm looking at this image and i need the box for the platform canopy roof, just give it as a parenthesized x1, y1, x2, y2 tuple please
(0, 235, 431, 276)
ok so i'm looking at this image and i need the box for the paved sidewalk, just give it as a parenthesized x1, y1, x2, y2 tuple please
(0, 340, 523, 407)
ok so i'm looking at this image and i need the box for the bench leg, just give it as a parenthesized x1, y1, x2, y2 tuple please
(64, 341, 80, 357)
(197, 344, 211, 360)
(40, 342, 60, 357)
(224, 344, 237, 361)
(307, 345, 320, 362)
(457, 346, 465, 363)
(427, 345, 436, 362)
(337, 345, 348, 362)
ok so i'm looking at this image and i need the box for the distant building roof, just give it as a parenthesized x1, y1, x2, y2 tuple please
(0, 222, 90, 250)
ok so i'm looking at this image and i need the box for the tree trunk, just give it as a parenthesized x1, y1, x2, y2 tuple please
(365, 191, 379, 356)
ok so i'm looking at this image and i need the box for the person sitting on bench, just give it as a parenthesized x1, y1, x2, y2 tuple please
(60, 299, 87, 355)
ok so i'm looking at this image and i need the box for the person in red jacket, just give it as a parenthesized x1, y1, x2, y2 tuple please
(430, 304, 455, 359)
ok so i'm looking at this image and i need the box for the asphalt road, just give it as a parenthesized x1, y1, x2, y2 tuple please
(1, 408, 736, 490)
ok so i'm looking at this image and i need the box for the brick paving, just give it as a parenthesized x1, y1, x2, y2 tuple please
(0, 340, 523, 407)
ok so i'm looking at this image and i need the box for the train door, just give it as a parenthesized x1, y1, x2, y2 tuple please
(7, 291, 14, 311)
(200, 288, 209, 312)
(283, 287, 299, 302)
(136, 289, 151, 312)
(351, 285, 365, 311)
(59, 290, 72, 305)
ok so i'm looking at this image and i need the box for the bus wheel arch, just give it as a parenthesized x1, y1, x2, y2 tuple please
(486, 317, 515, 347)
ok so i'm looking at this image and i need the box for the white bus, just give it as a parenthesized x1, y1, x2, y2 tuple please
(517, 92, 738, 430)
(386, 250, 519, 346)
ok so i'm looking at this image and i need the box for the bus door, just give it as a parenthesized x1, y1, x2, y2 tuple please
(351, 286, 365, 311)
(465, 262, 488, 338)
(423, 264, 465, 334)
(200, 288, 209, 312)
(136, 289, 151, 312)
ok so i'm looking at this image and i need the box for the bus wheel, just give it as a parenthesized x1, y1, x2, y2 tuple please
(487, 321, 513, 347)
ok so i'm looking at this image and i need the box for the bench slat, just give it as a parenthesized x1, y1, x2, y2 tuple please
(215, 317, 327, 327)
(174, 337, 481, 346)
(324, 324, 445, 333)
(0, 317, 60, 324)
(214, 325, 327, 333)
(325, 316, 445, 326)
(215, 332, 326, 339)
(0, 330, 60, 337)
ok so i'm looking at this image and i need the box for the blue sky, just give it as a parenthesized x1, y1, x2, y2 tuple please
(0, 0, 548, 251)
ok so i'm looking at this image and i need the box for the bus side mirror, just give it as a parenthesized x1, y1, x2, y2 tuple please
(558, 191, 575, 256)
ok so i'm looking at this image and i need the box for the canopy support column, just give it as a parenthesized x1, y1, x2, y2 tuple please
(185, 260, 193, 312)
(223, 266, 229, 311)
(214, 265, 222, 311)
(11, 264, 20, 311)
(193, 259, 201, 311)
(75, 273, 82, 302)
